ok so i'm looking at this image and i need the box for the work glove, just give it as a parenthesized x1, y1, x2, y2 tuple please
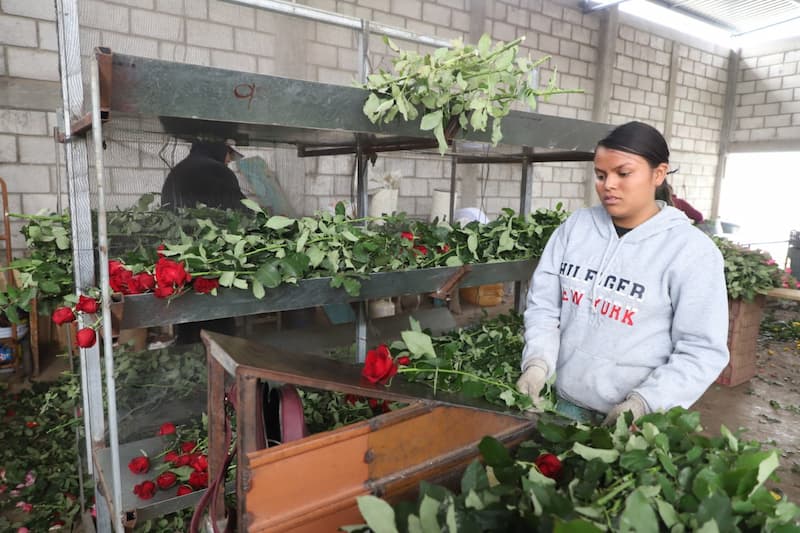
(516, 361, 548, 410)
(602, 392, 648, 426)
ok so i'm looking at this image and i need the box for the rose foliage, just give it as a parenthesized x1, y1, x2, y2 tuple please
(348, 409, 800, 532)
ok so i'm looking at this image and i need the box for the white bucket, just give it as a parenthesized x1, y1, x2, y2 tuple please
(430, 189, 458, 222)
(369, 188, 398, 221)
(368, 298, 396, 319)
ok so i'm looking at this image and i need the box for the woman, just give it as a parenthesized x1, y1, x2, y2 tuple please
(517, 121, 729, 425)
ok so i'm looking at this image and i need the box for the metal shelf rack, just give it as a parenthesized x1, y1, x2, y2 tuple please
(67, 47, 611, 531)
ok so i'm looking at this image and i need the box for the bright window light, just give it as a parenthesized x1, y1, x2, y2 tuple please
(732, 17, 800, 47)
(618, 0, 733, 48)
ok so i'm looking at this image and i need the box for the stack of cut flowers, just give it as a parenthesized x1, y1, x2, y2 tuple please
(346, 409, 800, 532)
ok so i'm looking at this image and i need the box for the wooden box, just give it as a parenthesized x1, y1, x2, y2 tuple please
(203, 332, 534, 533)
(716, 296, 766, 387)
(459, 283, 505, 307)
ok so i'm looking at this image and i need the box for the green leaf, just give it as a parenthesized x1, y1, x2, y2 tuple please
(460, 461, 488, 494)
(232, 277, 248, 290)
(240, 198, 262, 213)
(356, 495, 399, 533)
(218, 271, 235, 287)
(252, 279, 265, 299)
(655, 498, 679, 528)
(619, 488, 658, 533)
(696, 520, 719, 533)
(553, 519, 604, 533)
(478, 436, 513, 468)
(445, 255, 463, 266)
(254, 262, 281, 289)
(620, 450, 658, 472)
(340, 230, 360, 242)
(55, 235, 71, 250)
(719, 424, 738, 453)
(420, 110, 443, 131)
(467, 233, 478, 255)
(572, 442, 619, 463)
(401, 330, 436, 359)
(419, 495, 442, 533)
(433, 123, 448, 155)
(696, 493, 733, 533)
(296, 229, 309, 252)
(752, 450, 779, 497)
(307, 246, 324, 268)
(265, 215, 295, 230)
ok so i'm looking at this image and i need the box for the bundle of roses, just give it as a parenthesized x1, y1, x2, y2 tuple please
(50, 294, 100, 348)
(128, 422, 209, 500)
(359, 317, 535, 411)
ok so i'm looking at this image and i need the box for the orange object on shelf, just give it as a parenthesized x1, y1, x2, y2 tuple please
(716, 296, 766, 387)
(459, 283, 505, 307)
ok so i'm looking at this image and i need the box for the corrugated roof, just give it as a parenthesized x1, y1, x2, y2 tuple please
(654, 0, 800, 35)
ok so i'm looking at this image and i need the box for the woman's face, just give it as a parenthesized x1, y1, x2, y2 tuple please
(594, 147, 667, 228)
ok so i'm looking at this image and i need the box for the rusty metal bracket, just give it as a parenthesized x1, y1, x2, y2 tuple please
(57, 47, 113, 142)
(431, 265, 471, 300)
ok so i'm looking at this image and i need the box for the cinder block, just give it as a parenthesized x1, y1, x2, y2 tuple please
(750, 127, 777, 141)
(159, 43, 211, 66)
(99, 31, 160, 59)
(0, 15, 38, 47)
(35, 21, 58, 51)
(392, 0, 421, 19)
(208, 1, 255, 29)
(529, 13, 551, 34)
(79, 0, 129, 32)
(422, 3, 450, 26)
(753, 103, 779, 116)
(234, 28, 275, 57)
(0, 164, 50, 193)
(131, 9, 183, 40)
(782, 74, 800, 89)
(1, 0, 55, 20)
(0, 135, 16, 163)
(257, 57, 275, 75)
(6, 48, 58, 81)
(776, 125, 800, 138)
(187, 20, 233, 49)
(210, 50, 256, 73)
(541, 182, 560, 198)
(551, 20, 572, 39)
(451, 10, 470, 32)
(559, 39, 578, 58)
(18, 135, 56, 164)
(579, 44, 594, 62)
(780, 100, 800, 114)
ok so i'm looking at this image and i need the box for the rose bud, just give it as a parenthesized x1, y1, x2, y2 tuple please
(133, 480, 156, 500)
(180, 441, 196, 454)
(190, 454, 208, 472)
(157, 422, 176, 436)
(75, 295, 99, 314)
(396, 356, 411, 366)
(52, 307, 76, 325)
(176, 485, 193, 496)
(127, 456, 150, 475)
(534, 453, 563, 479)
(75, 328, 97, 348)
(156, 471, 177, 490)
(188, 471, 208, 489)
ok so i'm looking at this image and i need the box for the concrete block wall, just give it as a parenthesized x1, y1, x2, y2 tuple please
(2, 0, 798, 249)
(735, 43, 800, 144)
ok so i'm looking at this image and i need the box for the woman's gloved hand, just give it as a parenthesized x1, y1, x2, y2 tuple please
(516, 362, 548, 410)
(602, 392, 648, 426)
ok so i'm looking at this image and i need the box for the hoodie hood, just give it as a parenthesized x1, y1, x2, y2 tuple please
(589, 201, 690, 243)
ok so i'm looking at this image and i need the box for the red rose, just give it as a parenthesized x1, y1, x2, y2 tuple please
(361, 344, 398, 384)
(193, 277, 219, 295)
(176, 484, 193, 496)
(157, 244, 166, 258)
(128, 456, 150, 475)
(534, 453, 562, 479)
(129, 273, 155, 294)
(133, 480, 156, 500)
(109, 267, 133, 294)
(164, 451, 180, 465)
(156, 471, 177, 490)
(181, 441, 196, 454)
(25, 421, 38, 429)
(157, 422, 176, 436)
(75, 295, 99, 314)
(190, 454, 208, 472)
(5, 409, 15, 417)
(155, 257, 191, 288)
(401, 231, 414, 241)
(75, 328, 97, 348)
(154, 285, 176, 298)
(51, 520, 66, 529)
(188, 471, 208, 489)
(396, 356, 411, 366)
(413, 245, 428, 255)
(52, 307, 76, 325)
(368, 398, 390, 413)
(173, 454, 191, 467)
(108, 260, 126, 275)
(438, 244, 450, 253)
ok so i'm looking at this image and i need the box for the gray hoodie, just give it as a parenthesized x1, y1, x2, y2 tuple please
(522, 203, 729, 414)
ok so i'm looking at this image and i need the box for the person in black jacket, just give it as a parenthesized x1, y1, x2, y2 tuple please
(161, 140, 246, 343)
(161, 140, 246, 211)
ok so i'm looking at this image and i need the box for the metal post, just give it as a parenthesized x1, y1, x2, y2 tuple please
(54, 0, 111, 531)
(355, 142, 369, 362)
(91, 55, 124, 533)
(358, 19, 370, 84)
(711, 49, 740, 220)
(515, 149, 533, 313)
(449, 143, 457, 222)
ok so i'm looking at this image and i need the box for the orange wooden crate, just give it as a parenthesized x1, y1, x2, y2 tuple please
(459, 283, 505, 307)
(716, 296, 765, 387)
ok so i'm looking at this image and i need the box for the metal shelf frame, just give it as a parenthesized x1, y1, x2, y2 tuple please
(66, 43, 613, 532)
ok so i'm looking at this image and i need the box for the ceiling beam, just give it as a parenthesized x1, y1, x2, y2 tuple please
(581, 0, 628, 14)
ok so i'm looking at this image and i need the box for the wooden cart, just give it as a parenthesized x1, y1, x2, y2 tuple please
(202, 331, 536, 532)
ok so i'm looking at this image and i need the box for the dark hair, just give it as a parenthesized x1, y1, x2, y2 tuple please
(189, 141, 229, 163)
(597, 121, 669, 168)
